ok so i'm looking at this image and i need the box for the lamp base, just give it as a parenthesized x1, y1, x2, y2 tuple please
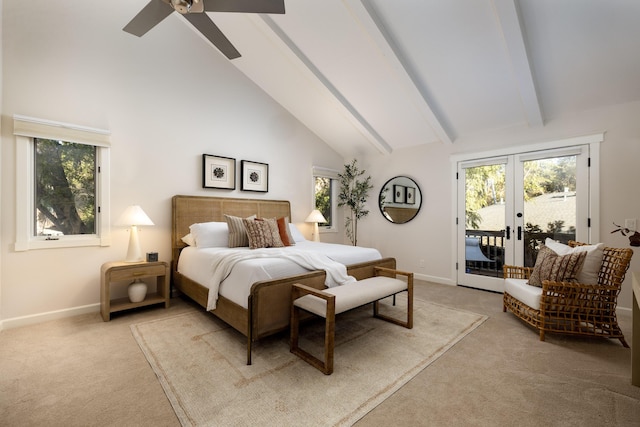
(312, 223, 320, 242)
(124, 225, 144, 262)
(128, 279, 147, 303)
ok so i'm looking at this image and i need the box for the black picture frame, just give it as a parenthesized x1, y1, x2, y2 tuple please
(203, 154, 236, 189)
(393, 184, 406, 203)
(406, 187, 416, 205)
(241, 160, 269, 192)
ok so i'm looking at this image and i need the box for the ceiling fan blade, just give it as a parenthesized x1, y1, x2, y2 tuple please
(203, 0, 285, 14)
(184, 13, 241, 59)
(123, 0, 175, 37)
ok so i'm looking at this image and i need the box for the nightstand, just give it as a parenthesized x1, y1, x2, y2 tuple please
(100, 261, 170, 321)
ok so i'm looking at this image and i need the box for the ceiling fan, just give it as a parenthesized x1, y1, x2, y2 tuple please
(123, 0, 286, 60)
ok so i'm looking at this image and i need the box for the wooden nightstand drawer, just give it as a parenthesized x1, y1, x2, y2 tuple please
(108, 263, 166, 282)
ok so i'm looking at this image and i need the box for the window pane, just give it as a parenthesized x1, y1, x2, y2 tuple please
(522, 155, 577, 266)
(34, 138, 96, 236)
(314, 176, 333, 227)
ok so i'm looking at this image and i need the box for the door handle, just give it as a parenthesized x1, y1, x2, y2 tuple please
(505, 226, 511, 240)
(517, 226, 522, 240)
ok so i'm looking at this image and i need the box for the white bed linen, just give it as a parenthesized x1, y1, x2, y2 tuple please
(177, 242, 382, 310)
(293, 240, 382, 265)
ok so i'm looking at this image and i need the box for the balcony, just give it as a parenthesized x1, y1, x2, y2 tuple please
(465, 230, 574, 277)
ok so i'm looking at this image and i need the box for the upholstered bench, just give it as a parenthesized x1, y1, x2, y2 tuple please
(290, 266, 413, 374)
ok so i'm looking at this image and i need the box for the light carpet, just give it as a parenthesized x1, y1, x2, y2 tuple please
(131, 296, 487, 427)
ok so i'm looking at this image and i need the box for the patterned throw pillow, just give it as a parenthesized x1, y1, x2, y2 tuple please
(225, 214, 256, 247)
(543, 238, 604, 284)
(528, 245, 587, 287)
(243, 219, 270, 249)
(243, 218, 285, 249)
(259, 218, 284, 248)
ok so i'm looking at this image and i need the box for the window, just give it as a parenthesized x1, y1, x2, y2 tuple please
(312, 166, 339, 230)
(35, 139, 96, 236)
(14, 115, 111, 251)
(314, 176, 333, 227)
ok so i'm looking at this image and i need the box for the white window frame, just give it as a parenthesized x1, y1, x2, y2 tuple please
(312, 166, 339, 234)
(14, 115, 111, 251)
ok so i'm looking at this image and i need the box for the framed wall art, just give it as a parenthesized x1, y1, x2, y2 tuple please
(393, 184, 406, 203)
(203, 154, 236, 190)
(406, 186, 416, 205)
(241, 160, 269, 192)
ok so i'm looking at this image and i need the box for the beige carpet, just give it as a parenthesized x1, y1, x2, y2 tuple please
(131, 296, 487, 427)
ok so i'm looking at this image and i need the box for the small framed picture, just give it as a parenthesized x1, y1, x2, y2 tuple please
(393, 184, 406, 203)
(406, 187, 416, 205)
(241, 160, 269, 192)
(203, 154, 235, 190)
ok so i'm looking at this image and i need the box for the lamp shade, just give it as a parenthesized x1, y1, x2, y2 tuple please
(115, 205, 154, 227)
(305, 209, 327, 224)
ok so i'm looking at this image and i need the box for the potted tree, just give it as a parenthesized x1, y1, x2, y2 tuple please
(338, 159, 373, 246)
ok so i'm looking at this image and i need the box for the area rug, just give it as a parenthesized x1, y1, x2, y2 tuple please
(131, 296, 487, 427)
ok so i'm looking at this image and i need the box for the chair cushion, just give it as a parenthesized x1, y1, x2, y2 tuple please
(505, 278, 542, 310)
(528, 245, 587, 287)
(544, 238, 604, 285)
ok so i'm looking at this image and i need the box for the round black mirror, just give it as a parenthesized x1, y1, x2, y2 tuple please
(379, 176, 422, 224)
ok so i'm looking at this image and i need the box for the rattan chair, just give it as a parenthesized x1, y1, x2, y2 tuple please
(503, 241, 633, 347)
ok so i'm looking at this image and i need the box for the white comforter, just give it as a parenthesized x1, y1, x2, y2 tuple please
(178, 242, 381, 310)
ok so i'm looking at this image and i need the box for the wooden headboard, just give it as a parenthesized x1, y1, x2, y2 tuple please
(171, 195, 292, 264)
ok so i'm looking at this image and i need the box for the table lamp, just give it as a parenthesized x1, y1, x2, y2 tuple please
(116, 205, 154, 262)
(305, 209, 327, 242)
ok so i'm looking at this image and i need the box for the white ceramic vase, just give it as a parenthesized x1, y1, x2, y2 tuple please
(128, 279, 147, 303)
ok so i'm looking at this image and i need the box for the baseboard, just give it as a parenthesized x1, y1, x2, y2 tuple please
(414, 272, 455, 286)
(617, 305, 631, 314)
(0, 303, 100, 330)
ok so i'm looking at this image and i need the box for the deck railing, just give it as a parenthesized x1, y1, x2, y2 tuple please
(465, 230, 505, 276)
(465, 230, 575, 276)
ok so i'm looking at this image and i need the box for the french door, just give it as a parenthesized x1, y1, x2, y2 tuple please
(456, 145, 592, 292)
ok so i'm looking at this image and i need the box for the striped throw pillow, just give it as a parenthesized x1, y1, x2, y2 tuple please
(528, 245, 587, 287)
(225, 214, 255, 247)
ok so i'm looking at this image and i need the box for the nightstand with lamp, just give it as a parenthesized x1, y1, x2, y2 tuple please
(100, 205, 170, 321)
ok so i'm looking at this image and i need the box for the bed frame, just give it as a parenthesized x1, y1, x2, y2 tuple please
(171, 195, 396, 364)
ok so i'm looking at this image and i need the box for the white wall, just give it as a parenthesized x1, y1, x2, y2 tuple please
(362, 100, 640, 310)
(0, 0, 343, 325)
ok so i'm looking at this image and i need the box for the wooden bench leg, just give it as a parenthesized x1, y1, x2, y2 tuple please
(290, 271, 413, 374)
(290, 285, 336, 375)
(373, 273, 413, 329)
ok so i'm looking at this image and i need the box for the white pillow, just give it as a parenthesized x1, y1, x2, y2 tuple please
(288, 223, 306, 242)
(181, 233, 196, 246)
(189, 221, 229, 248)
(544, 238, 604, 284)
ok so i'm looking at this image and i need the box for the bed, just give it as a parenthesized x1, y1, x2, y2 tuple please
(171, 195, 396, 364)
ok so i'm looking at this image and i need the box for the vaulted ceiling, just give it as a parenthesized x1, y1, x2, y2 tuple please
(127, 0, 640, 157)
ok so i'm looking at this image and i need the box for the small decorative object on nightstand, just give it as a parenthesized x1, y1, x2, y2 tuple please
(127, 279, 147, 303)
(100, 260, 169, 321)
